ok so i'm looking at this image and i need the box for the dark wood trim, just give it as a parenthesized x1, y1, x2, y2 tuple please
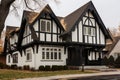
(51, 20, 53, 42)
(36, 45, 39, 53)
(95, 20, 97, 44)
(38, 19, 40, 40)
(45, 33, 46, 42)
(77, 24, 79, 42)
(99, 26, 101, 44)
(57, 25, 58, 42)
(82, 18, 85, 43)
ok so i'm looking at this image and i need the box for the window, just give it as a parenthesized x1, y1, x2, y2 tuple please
(41, 47, 62, 60)
(8, 55, 11, 63)
(84, 27, 95, 36)
(26, 49, 32, 61)
(13, 54, 18, 63)
(40, 19, 51, 32)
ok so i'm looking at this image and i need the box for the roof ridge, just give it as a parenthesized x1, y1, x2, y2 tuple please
(65, 1, 91, 18)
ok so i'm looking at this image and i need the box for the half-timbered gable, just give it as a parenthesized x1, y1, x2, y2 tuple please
(31, 5, 64, 43)
(58, 1, 111, 66)
(60, 1, 110, 46)
(22, 25, 33, 45)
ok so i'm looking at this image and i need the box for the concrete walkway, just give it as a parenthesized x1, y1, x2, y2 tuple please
(17, 70, 120, 80)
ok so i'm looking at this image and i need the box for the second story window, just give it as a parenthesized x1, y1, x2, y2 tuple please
(84, 27, 95, 36)
(40, 19, 51, 32)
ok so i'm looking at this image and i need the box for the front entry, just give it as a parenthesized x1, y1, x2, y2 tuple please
(67, 46, 103, 66)
(67, 47, 83, 66)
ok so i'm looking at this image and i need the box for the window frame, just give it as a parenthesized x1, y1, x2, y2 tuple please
(84, 27, 95, 36)
(26, 49, 32, 61)
(40, 19, 51, 32)
(41, 47, 62, 60)
(12, 53, 18, 63)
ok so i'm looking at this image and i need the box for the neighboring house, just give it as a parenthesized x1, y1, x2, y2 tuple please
(0, 26, 18, 64)
(4, 1, 111, 70)
(108, 36, 120, 59)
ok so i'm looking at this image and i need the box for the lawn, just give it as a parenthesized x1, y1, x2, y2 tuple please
(0, 69, 96, 80)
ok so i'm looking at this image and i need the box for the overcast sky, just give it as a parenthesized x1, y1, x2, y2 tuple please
(5, 0, 120, 28)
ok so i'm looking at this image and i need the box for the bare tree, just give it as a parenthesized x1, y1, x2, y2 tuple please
(0, 0, 59, 37)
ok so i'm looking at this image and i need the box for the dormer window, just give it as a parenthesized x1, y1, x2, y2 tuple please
(40, 19, 51, 32)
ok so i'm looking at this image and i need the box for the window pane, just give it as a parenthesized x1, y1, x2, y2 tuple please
(54, 52, 57, 59)
(84, 27, 88, 35)
(88, 27, 91, 35)
(47, 22, 50, 32)
(42, 52, 45, 59)
(46, 52, 49, 59)
(13, 54, 18, 63)
(8, 55, 10, 63)
(27, 53, 29, 60)
(91, 28, 95, 36)
(26, 50, 32, 61)
(59, 52, 61, 59)
(51, 52, 53, 59)
(41, 20, 46, 31)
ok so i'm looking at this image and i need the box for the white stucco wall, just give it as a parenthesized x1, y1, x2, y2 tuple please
(6, 45, 67, 70)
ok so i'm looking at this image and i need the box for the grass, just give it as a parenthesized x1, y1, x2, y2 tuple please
(0, 69, 96, 80)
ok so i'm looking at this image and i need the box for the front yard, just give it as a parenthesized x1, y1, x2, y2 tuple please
(0, 69, 95, 80)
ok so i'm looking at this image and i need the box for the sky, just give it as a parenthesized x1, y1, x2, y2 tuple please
(5, 0, 120, 29)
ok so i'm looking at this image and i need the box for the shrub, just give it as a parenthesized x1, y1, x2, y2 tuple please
(114, 56, 120, 68)
(51, 65, 58, 71)
(0, 63, 5, 69)
(108, 55, 114, 66)
(57, 66, 61, 70)
(11, 65, 18, 69)
(102, 56, 109, 65)
(64, 65, 68, 70)
(44, 65, 51, 71)
(39, 66, 44, 71)
(18, 66, 23, 70)
(23, 65, 30, 70)
(31, 67, 35, 71)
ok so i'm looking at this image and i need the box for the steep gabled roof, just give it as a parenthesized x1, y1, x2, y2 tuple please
(6, 26, 19, 35)
(107, 36, 120, 56)
(59, 1, 111, 39)
(22, 11, 39, 24)
(59, 1, 89, 31)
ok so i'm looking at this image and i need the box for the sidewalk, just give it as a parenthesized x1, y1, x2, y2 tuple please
(17, 70, 120, 80)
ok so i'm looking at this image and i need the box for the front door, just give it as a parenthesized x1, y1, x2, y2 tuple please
(67, 47, 83, 66)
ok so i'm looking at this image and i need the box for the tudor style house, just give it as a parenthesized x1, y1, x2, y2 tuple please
(4, 1, 111, 70)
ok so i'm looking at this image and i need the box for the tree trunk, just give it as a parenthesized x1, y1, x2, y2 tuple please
(0, 0, 15, 37)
